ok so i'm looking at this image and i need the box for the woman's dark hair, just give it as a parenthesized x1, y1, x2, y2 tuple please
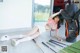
(52, 14, 61, 29)
(57, 20, 61, 29)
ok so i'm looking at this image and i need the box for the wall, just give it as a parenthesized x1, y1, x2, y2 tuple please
(0, 0, 32, 30)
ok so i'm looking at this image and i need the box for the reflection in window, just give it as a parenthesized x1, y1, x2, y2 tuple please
(34, 0, 51, 22)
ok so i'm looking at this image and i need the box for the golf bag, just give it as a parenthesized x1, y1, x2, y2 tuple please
(61, 3, 80, 42)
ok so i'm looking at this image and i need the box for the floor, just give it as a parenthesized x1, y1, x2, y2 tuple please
(0, 22, 80, 53)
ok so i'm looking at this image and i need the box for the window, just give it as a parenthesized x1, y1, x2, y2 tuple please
(34, 0, 52, 22)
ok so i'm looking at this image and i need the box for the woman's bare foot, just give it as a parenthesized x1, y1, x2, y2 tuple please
(0, 35, 10, 41)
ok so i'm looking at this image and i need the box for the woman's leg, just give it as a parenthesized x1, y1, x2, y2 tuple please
(12, 26, 39, 38)
(0, 26, 39, 41)
(23, 26, 39, 37)
(11, 31, 40, 46)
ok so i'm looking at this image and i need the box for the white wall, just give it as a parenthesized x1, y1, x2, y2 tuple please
(0, 0, 32, 30)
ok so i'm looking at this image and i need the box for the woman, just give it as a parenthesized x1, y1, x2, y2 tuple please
(45, 10, 62, 41)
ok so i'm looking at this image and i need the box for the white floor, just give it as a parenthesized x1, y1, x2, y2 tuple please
(0, 22, 80, 53)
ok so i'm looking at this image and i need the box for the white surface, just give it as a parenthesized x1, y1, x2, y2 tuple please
(0, 22, 80, 53)
(0, 0, 32, 30)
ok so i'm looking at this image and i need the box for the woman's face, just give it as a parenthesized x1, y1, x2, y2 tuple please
(54, 16, 60, 23)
